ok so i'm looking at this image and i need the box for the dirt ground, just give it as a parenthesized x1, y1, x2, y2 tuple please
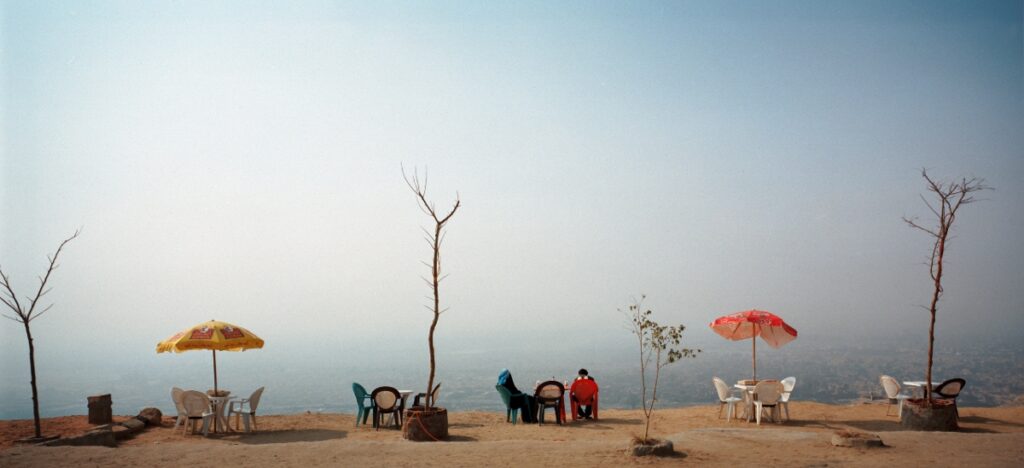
(3, 402, 1023, 467)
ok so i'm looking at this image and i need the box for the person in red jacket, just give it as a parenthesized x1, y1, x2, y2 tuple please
(574, 369, 596, 419)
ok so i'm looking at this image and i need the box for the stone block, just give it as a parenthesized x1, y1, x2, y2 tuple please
(87, 394, 112, 425)
(137, 407, 163, 426)
(44, 430, 116, 448)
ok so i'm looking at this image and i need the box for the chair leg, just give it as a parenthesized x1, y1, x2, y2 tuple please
(252, 414, 258, 431)
(718, 402, 724, 419)
(755, 403, 762, 425)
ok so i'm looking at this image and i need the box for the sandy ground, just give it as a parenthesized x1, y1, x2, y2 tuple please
(2, 402, 1023, 467)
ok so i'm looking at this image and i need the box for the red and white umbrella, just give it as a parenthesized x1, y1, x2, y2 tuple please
(709, 309, 797, 381)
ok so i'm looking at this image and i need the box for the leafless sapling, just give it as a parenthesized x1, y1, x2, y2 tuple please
(403, 167, 460, 409)
(903, 170, 989, 402)
(1, 230, 79, 440)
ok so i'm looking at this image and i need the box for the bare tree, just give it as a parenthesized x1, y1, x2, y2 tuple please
(624, 295, 699, 443)
(1, 230, 79, 440)
(903, 170, 989, 402)
(403, 167, 460, 409)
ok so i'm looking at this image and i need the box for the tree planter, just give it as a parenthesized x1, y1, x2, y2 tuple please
(627, 438, 675, 457)
(900, 398, 958, 431)
(402, 407, 449, 441)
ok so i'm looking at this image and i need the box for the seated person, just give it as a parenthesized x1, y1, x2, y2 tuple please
(498, 369, 537, 423)
(573, 368, 596, 419)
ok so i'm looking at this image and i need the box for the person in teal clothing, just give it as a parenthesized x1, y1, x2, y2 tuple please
(498, 369, 537, 423)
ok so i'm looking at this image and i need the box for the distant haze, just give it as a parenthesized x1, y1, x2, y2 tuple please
(2, 1, 1022, 411)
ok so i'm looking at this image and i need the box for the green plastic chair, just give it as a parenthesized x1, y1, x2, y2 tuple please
(495, 384, 527, 424)
(352, 382, 375, 426)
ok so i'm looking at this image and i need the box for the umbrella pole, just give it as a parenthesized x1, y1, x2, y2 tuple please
(749, 331, 757, 378)
(213, 350, 218, 394)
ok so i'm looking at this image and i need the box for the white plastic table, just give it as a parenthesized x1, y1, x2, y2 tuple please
(398, 390, 414, 406)
(207, 394, 232, 433)
(734, 384, 756, 421)
(903, 381, 941, 398)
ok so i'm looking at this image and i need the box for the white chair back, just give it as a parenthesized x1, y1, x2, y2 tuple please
(780, 376, 796, 402)
(374, 390, 398, 410)
(753, 381, 783, 405)
(879, 375, 901, 399)
(537, 383, 562, 400)
(181, 390, 211, 417)
(171, 387, 186, 413)
(249, 387, 265, 411)
(712, 377, 732, 402)
(938, 380, 963, 397)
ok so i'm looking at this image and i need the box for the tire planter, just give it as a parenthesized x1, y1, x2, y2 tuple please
(402, 406, 449, 441)
(900, 398, 958, 431)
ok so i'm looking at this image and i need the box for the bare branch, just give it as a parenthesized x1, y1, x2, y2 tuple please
(2, 313, 23, 323)
(902, 217, 939, 237)
(28, 303, 55, 322)
(918, 194, 941, 219)
(0, 268, 25, 317)
(25, 230, 80, 320)
(0, 296, 18, 313)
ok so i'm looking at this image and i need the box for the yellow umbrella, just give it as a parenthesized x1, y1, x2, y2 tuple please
(156, 319, 264, 394)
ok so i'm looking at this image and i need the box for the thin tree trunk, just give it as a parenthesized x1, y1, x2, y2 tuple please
(926, 231, 946, 402)
(426, 222, 442, 409)
(644, 349, 663, 442)
(24, 322, 41, 438)
(637, 321, 648, 440)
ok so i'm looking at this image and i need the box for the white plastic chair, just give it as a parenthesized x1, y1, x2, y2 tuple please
(713, 377, 743, 421)
(171, 387, 187, 429)
(228, 387, 265, 432)
(752, 381, 784, 425)
(779, 376, 796, 421)
(180, 390, 215, 436)
(880, 375, 910, 418)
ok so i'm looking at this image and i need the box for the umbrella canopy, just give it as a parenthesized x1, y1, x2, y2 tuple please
(157, 319, 264, 393)
(709, 309, 797, 381)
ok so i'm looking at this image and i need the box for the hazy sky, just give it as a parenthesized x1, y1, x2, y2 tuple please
(2, 0, 1022, 371)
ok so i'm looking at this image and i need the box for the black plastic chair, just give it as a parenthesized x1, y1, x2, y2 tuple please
(413, 382, 442, 408)
(371, 386, 404, 430)
(933, 378, 967, 417)
(534, 380, 565, 425)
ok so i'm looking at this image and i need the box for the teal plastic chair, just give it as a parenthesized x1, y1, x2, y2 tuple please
(496, 384, 528, 424)
(352, 382, 375, 426)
